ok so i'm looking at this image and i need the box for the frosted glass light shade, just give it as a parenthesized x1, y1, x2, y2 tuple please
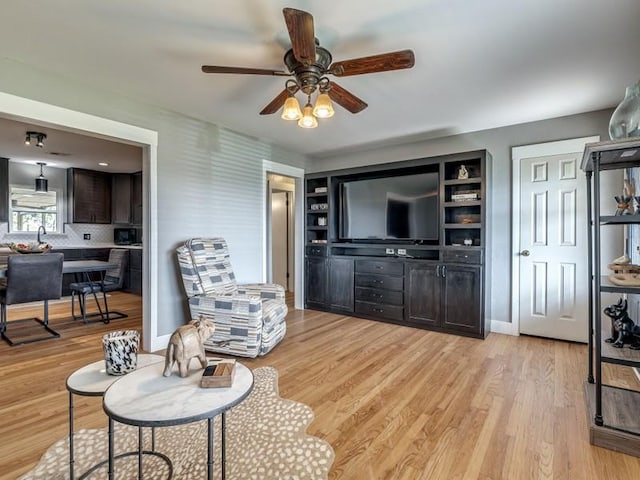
(298, 103, 318, 128)
(313, 93, 334, 118)
(281, 96, 302, 120)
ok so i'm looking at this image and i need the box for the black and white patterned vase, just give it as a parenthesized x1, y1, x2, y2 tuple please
(102, 330, 139, 375)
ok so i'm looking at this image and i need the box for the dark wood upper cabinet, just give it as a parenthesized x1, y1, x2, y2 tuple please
(0, 158, 8, 223)
(112, 173, 133, 224)
(131, 171, 143, 226)
(67, 168, 112, 224)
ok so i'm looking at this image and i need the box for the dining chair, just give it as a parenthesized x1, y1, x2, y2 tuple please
(70, 248, 129, 323)
(0, 253, 64, 346)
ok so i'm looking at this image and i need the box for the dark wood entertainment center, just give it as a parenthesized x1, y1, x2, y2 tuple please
(305, 150, 491, 338)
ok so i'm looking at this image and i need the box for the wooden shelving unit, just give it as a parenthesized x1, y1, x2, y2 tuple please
(582, 137, 640, 457)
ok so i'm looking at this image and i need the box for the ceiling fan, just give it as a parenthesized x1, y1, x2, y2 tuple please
(201, 8, 415, 125)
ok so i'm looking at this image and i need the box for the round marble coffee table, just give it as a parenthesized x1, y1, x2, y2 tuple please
(66, 354, 165, 479)
(103, 361, 254, 480)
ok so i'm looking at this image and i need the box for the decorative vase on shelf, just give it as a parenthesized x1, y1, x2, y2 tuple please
(609, 80, 640, 140)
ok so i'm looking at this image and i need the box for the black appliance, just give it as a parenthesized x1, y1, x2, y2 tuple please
(114, 227, 138, 245)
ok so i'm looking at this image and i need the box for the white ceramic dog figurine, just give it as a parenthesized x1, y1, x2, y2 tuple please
(163, 316, 215, 377)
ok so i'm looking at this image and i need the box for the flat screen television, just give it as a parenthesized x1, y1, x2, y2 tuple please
(339, 171, 439, 242)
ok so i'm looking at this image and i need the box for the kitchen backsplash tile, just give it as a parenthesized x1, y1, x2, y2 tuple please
(0, 222, 115, 247)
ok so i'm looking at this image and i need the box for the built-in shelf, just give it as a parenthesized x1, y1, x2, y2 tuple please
(600, 215, 640, 225)
(306, 192, 328, 197)
(599, 276, 640, 295)
(444, 200, 482, 207)
(444, 223, 481, 229)
(443, 178, 482, 186)
(307, 226, 328, 231)
(306, 209, 328, 214)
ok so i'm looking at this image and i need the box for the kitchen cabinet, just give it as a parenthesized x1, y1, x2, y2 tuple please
(0, 157, 8, 223)
(112, 172, 142, 226)
(131, 171, 143, 226)
(112, 173, 133, 224)
(127, 248, 143, 295)
(67, 168, 112, 224)
(406, 263, 441, 327)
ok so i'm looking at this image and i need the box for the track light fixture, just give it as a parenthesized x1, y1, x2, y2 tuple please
(25, 131, 47, 148)
(35, 162, 48, 193)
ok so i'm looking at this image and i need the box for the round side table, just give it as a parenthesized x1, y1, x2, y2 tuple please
(66, 354, 165, 479)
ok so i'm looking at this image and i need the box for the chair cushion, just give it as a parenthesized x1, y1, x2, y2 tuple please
(186, 238, 238, 296)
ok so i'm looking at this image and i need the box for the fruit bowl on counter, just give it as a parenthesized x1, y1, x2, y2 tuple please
(9, 242, 52, 254)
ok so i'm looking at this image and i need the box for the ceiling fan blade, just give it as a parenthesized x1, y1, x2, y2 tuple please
(328, 82, 368, 114)
(283, 8, 316, 66)
(260, 88, 297, 115)
(330, 50, 415, 77)
(201, 65, 289, 76)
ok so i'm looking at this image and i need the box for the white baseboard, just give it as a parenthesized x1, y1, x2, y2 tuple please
(490, 319, 519, 336)
(150, 333, 171, 353)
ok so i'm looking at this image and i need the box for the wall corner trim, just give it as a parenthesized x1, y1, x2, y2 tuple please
(491, 320, 519, 336)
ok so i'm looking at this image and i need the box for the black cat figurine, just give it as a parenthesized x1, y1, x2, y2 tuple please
(603, 298, 640, 349)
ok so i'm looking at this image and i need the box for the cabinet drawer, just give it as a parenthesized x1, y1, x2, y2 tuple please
(355, 301, 404, 321)
(443, 249, 482, 264)
(355, 273, 403, 291)
(355, 287, 404, 306)
(355, 259, 404, 275)
(305, 245, 327, 257)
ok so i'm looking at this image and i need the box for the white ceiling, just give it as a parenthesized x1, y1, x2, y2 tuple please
(1, 0, 639, 159)
(0, 116, 142, 173)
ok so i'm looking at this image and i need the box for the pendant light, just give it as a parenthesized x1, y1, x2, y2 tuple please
(35, 162, 48, 192)
(298, 96, 318, 129)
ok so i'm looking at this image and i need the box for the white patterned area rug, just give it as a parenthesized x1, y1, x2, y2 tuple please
(21, 367, 334, 479)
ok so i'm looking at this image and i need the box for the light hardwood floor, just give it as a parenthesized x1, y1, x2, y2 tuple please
(1, 292, 640, 479)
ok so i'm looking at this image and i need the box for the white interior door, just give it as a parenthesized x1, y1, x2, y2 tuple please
(271, 191, 289, 290)
(514, 137, 599, 342)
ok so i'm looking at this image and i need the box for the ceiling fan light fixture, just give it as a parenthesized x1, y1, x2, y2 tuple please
(281, 95, 302, 120)
(298, 102, 318, 128)
(313, 92, 334, 118)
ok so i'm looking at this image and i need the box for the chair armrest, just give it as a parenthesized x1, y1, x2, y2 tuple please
(189, 293, 263, 316)
(237, 283, 285, 300)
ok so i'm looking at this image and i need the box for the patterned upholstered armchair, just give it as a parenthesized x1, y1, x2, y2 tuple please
(176, 238, 287, 357)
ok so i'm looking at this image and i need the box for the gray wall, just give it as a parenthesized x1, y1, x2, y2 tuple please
(0, 57, 307, 338)
(308, 110, 616, 323)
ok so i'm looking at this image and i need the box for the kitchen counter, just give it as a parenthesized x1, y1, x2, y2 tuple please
(52, 244, 143, 250)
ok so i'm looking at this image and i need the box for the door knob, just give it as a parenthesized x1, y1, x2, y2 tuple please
(520, 250, 530, 257)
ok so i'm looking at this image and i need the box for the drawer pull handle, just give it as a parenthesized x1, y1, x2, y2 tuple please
(375, 265, 383, 269)
(374, 280, 384, 285)
(374, 308, 384, 313)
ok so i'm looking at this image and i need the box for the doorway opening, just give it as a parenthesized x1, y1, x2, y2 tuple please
(267, 173, 295, 299)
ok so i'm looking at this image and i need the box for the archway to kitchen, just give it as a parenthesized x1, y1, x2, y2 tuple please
(0, 91, 159, 351)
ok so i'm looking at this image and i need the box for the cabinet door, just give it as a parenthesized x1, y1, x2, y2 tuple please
(329, 257, 354, 312)
(112, 173, 132, 224)
(406, 263, 441, 327)
(69, 169, 112, 223)
(131, 172, 143, 225)
(0, 158, 8, 223)
(305, 257, 327, 306)
(442, 264, 482, 334)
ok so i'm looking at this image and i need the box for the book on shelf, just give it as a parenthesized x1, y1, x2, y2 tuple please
(451, 193, 479, 201)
